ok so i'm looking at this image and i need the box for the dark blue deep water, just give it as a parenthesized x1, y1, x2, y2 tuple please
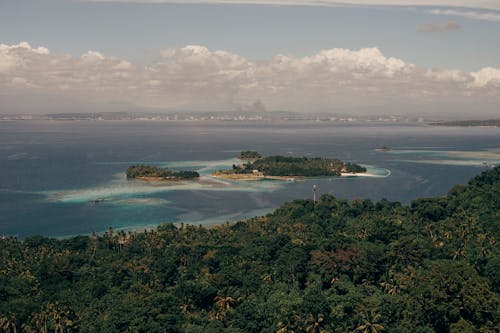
(1, 120, 499, 237)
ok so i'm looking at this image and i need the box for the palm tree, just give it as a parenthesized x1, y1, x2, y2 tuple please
(0, 316, 8, 331)
(305, 313, 325, 333)
(144, 230, 163, 255)
(32, 311, 48, 333)
(31, 302, 75, 333)
(452, 247, 465, 260)
(356, 320, 384, 333)
(212, 296, 238, 320)
(20, 323, 35, 333)
(0, 315, 17, 333)
(355, 311, 384, 333)
(90, 232, 98, 259)
(380, 280, 399, 295)
(117, 230, 128, 252)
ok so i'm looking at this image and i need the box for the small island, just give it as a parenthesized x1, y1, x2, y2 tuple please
(126, 165, 199, 181)
(239, 150, 262, 160)
(213, 152, 366, 180)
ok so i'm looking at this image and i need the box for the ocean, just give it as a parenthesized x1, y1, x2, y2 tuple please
(1, 120, 499, 238)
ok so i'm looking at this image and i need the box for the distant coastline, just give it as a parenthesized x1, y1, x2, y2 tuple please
(429, 119, 500, 127)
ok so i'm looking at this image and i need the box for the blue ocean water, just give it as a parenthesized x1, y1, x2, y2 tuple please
(1, 120, 499, 237)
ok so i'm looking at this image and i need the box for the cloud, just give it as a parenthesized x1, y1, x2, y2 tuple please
(425, 69, 468, 82)
(429, 9, 500, 22)
(1, 41, 500, 114)
(84, 1, 500, 22)
(469, 67, 500, 87)
(417, 22, 461, 33)
(0, 42, 49, 73)
(85, 0, 500, 12)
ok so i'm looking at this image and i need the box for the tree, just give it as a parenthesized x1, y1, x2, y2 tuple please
(0, 315, 17, 333)
(356, 319, 384, 333)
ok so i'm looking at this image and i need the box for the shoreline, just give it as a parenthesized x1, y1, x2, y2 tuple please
(211, 173, 296, 181)
(211, 172, 369, 181)
(133, 176, 198, 182)
(341, 172, 377, 177)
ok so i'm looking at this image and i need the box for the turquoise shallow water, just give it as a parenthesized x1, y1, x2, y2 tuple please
(1, 120, 499, 237)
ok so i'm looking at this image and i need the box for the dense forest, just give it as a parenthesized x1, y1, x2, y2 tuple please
(1, 167, 499, 332)
(239, 151, 262, 160)
(126, 165, 199, 180)
(230, 155, 366, 176)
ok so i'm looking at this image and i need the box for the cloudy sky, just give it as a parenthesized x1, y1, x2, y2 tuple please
(1, 0, 499, 116)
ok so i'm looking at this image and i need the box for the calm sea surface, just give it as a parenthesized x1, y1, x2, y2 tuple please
(1, 120, 499, 237)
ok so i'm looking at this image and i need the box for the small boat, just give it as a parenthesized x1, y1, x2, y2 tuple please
(91, 198, 105, 204)
(482, 162, 492, 169)
(376, 146, 391, 152)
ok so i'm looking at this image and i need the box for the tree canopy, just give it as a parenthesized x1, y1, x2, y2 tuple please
(126, 165, 199, 180)
(1, 167, 499, 332)
(227, 154, 366, 177)
(239, 151, 262, 160)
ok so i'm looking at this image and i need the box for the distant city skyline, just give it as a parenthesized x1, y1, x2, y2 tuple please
(1, 0, 499, 116)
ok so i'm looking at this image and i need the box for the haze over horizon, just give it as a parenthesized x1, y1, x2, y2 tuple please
(1, 0, 499, 117)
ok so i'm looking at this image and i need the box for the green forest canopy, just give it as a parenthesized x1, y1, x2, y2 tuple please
(126, 165, 199, 179)
(230, 154, 366, 176)
(1, 167, 499, 332)
(239, 151, 262, 159)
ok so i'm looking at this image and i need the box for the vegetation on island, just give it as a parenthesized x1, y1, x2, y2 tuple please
(224, 153, 366, 177)
(1, 167, 499, 332)
(126, 165, 199, 180)
(239, 150, 262, 160)
(429, 119, 500, 127)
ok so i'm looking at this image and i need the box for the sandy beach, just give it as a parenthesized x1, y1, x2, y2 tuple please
(211, 172, 304, 181)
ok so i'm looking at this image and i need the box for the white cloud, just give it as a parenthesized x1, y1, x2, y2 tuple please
(0, 42, 50, 55)
(81, 50, 106, 62)
(1, 41, 499, 114)
(429, 9, 500, 22)
(86, 0, 500, 12)
(470, 67, 500, 87)
(85, 0, 500, 22)
(0, 42, 50, 73)
(425, 69, 468, 82)
(113, 60, 133, 70)
(11, 77, 29, 85)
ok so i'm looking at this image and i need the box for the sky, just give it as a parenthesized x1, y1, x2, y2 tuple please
(1, 0, 500, 117)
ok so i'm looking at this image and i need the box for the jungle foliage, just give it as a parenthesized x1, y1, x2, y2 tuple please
(239, 151, 262, 160)
(126, 165, 199, 180)
(1, 167, 499, 332)
(233, 155, 366, 176)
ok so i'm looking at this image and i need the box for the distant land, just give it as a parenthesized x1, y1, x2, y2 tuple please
(430, 119, 500, 127)
(4, 112, 500, 126)
(0, 111, 430, 123)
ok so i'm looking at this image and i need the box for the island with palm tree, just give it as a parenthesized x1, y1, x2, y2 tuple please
(213, 151, 367, 180)
(126, 165, 199, 181)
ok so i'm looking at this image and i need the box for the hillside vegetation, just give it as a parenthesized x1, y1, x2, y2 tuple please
(1, 167, 499, 332)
